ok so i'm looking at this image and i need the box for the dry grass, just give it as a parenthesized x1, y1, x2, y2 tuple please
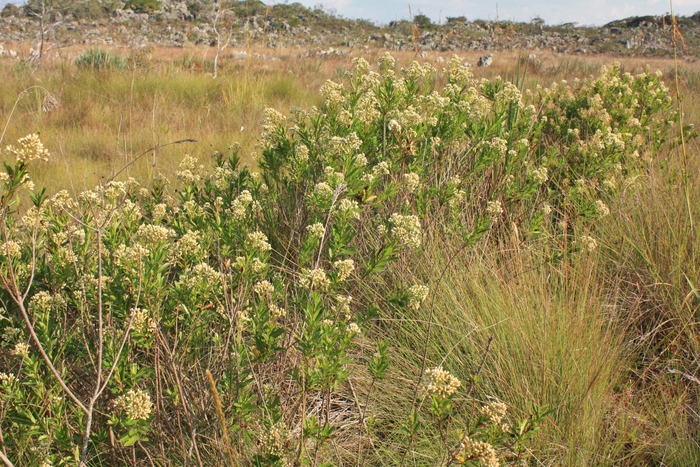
(2, 43, 698, 194)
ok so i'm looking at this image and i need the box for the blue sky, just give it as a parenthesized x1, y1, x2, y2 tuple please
(288, 0, 700, 25)
(0, 0, 698, 26)
(306, 0, 699, 26)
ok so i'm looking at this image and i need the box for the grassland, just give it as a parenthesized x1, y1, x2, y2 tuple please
(0, 43, 699, 466)
(1, 44, 695, 191)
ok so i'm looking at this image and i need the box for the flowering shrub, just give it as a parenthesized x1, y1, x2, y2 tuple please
(0, 54, 681, 465)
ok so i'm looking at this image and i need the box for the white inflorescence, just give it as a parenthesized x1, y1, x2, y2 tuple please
(306, 222, 326, 240)
(114, 389, 153, 421)
(579, 235, 598, 252)
(456, 437, 500, 467)
(246, 231, 272, 252)
(481, 400, 508, 425)
(407, 284, 429, 311)
(424, 366, 461, 398)
(390, 213, 422, 249)
(300, 268, 330, 290)
(5, 134, 50, 163)
(595, 200, 610, 218)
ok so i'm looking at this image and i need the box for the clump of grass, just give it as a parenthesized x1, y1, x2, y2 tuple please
(75, 47, 125, 70)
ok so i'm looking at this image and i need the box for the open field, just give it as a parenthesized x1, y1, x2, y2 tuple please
(0, 42, 699, 466)
(1, 44, 698, 191)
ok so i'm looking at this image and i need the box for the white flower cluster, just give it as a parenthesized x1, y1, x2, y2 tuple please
(0, 240, 22, 259)
(0, 372, 18, 386)
(481, 400, 508, 425)
(333, 259, 355, 282)
(12, 342, 29, 359)
(130, 307, 156, 335)
(403, 60, 436, 81)
(113, 243, 149, 268)
(29, 291, 53, 313)
(211, 165, 234, 191)
(407, 284, 429, 311)
(456, 437, 500, 467)
(260, 108, 287, 148)
(4, 133, 50, 163)
(137, 224, 175, 246)
(333, 294, 353, 317)
(403, 172, 421, 193)
(356, 92, 380, 124)
(260, 421, 289, 457)
(579, 235, 598, 252)
(173, 230, 201, 261)
(336, 198, 360, 219)
(114, 389, 153, 421)
(246, 231, 272, 253)
(253, 280, 275, 298)
(300, 267, 330, 290)
(486, 200, 504, 218)
(352, 56, 370, 74)
(389, 213, 422, 249)
(330, 133, 362, 158)
(176, 155, 203, 184)
(424, 366, 461, 398)
(269, 304, 286, 319)
(595, 200, 610, 218)
(313, 182, 334, 198)
(306, 222, 326, 240)
(378, 52, 396, 71)
(296, 143, 310, 161)
(179, 263, 222, 290)
(320, 80, 346, 107)
(495, 81, 523, 107)
(388, 119, 402, 134)
(49, 190, 78, 211)
(347, 322, 361, 335)
(323, 165, 345, 188)
(230, 190, 253, 220)
(445, 54, 473, 86)
(235, 256, 267, 274)
(532, 167, 548, 184)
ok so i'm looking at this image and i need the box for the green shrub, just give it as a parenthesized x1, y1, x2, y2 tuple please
(124, 0, 160, 13)
(413, 13, 432, 28)
(75, 47, 125, 70)
(1, 3, 19, 18)
(0, 55, 681, 465)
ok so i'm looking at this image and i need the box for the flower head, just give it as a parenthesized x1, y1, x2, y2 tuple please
(5, 134, 50, 163)
(424, 366, 461, 398)
(390, 214, 422, 249)
(114, 389, 153, 421)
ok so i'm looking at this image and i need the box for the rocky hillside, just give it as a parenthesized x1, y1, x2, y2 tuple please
(0, 0, 699, 58)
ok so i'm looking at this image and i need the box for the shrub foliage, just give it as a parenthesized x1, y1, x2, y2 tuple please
(0, 55, 680, 465)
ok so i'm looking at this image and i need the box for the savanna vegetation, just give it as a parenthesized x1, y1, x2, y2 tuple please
(0, 42, 698, 467)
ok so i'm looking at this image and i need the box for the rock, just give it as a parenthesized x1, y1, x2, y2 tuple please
(477, 53, 492, 67)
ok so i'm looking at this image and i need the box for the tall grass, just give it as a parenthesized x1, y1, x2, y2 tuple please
(0, 49, 324, 193)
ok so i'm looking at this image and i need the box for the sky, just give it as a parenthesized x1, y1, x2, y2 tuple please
(0, 0, 698, 26)
(304, 0, 700, 26)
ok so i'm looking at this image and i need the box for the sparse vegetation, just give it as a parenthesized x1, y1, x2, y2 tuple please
(124, 0, 161, 14)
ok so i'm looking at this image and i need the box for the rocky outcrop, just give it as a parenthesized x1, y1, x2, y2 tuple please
(0, 1, 698, 58)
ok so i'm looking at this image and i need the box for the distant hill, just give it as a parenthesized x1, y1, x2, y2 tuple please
(1, 0, 698, 57)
